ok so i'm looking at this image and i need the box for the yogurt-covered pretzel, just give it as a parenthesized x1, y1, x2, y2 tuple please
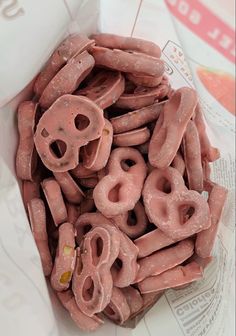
(91, 46, 165, 77)
(138, 261, 203, 293)
(79, 175, 98, 188)
(193, 104, 220, 162)
(51, 222, 76, 291)
(81, 119, 113, 171)
(34, 34, 94, 97)
(91, 33, 162, 58)
(111, 101, 164, 134)
(22, 180, 40, 210)
(195, 182, 228, 258)
(202, 158, 211, 181)
(73, 227, 120, 316)
(16, 101, 38, 181)
(142, 167, 211, 240)
(53, 171, 84, 204)
(39, 51, 95, 109)
(183, 120, 203, 192)
(77, 70, 125, 109)
(71, 165, 96, 178)
(28, 198, 53, 276)
(103, 287, 130, 324)
(42, 178, 67, 226)
(112, 201, 148, 239)
(66, 203, 80, 226)
(149, 87, 198, 168)
(93, 147, 147, 217)
(134, 228, 178, 258)
(113, 127, 150, 147)
(127, 73, 163, 88)
(136, 141, 150, 155)
(57, 290, 103, 332)
(171, 151, 185, 176)
(75, 212, 139, 287)
(34, 95, 104, 172)
(120, 286, 143, 317)
(115, 84, 168, 110)
(135, 239, 194, 282)
(111, 232, 139, 287)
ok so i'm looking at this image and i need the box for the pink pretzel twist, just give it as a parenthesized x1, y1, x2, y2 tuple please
(142, 167, 211, 240)
(93, 147, 147, 217)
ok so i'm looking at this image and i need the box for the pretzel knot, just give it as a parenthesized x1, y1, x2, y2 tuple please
(34, 95, 104, 172)
(93, 147, 147, 217)
(73, 226, 120, 316)
(143, 167, 211, 240)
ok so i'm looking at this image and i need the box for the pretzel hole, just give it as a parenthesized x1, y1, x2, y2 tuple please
(127, 210, 137, 226)
(41, 128, 49, 137)
(91, 235, 103, 266)
(83, 224, 92, 235)
(74, 114, 90, 130)
(156, 176, 171, 194)
(104, 305, 116, 316)
(113, 258, 123, 271)
(121, 159, 136, 172)
(179, 205, 195, 224)
(50, 140, 67, 158)
(82, 276, 94, 301)
(108, 183, 121, 202)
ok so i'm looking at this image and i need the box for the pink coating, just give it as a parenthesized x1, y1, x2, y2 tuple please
(51, 222, 76, 291)
(71, 165, 96, 178)
(138, 261, 203, 293)
(142, 167, 211, 240)
(111, 232, 139, 287)
(103, 287, 131, 324)
(28, 198, 53, 276)
(193, 104, 220, 162)
(81, 119, 113, 171)
(91, 46, 165, 77)
(53, 171, 84, 204)
(127, 73, 163, 88)
(135, 239, 194, 282)
(195, 182, 228, 258)
(34, 95, 105, 172)
(111, 101, 164, 134)
(134, 228, 178, 258)
(112, 201, 148, 239)
(115, 82, 168, 110)
(149, 87, 198, 169)
(75, 212, 139, 287)
(34, 34, 94, 97)
(183, 120, 203, 192)
(93, 147, 147, 217)
(171, 151, 185, 176)
(57, 290, 103, 331)
(77, 70, 125, 109)
(72, 227, 120, 316)
(79, 176, 98, 188)
(41, 178, 68, 226)
(22, 180, 40, 210)
(16, 101, 38, 181)
(120, 286, 143, 317)
(91, 33, 162, 58)
(113, 127, 150, 147)
(39, 51, 95, 109)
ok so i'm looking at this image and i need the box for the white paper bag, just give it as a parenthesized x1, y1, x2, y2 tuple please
(0, 1, 235, 336)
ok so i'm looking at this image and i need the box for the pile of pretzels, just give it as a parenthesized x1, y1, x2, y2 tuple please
(15, 33, 227, 331)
